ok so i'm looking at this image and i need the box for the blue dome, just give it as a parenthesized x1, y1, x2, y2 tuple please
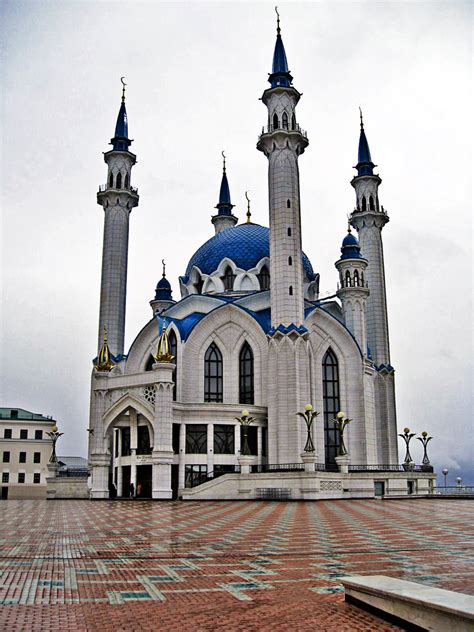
(184, 223, 315, 281)
(154, 275, 172, 300)
(340, 231, 362, 260)
(157, 276, 171, 290)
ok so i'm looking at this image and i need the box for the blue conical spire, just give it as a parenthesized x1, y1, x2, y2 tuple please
(111, 79, 132, 152)
(215, 152, 234, 216)
(268, 8, 293, 88)
(355, 109, 375, 176)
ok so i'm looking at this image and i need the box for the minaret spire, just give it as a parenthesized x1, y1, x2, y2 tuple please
(211, 151, 238, 234)
(269, 7, 293, 88)
(355, 107, 375, 176)
(96, 81, 139, 358)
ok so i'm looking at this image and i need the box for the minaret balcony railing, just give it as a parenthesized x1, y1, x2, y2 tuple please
(259, 123, 307, 139)
(98, 184, 139, 194)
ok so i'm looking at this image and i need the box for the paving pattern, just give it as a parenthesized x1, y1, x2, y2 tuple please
(0, 499, 473, 630)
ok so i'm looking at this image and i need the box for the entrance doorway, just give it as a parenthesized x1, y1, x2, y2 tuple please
(171, 464, 179, 500)
(122, 465, 131, 497)
(136, 465, 152, 498)
(1, 487, 8, 500)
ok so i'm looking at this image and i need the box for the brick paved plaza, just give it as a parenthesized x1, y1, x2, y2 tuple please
(0, 499, 473, 631)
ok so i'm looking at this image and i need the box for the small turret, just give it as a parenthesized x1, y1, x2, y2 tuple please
(335, 227, 369, 356)
(150, 260, 176, 315)
(211, 152, 238, 234)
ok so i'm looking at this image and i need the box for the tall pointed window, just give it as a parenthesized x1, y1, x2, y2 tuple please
(354, 270, 360, 287)
(282, 112, 289, 129)
(239, 342, 254, 404)
(124, 173, 130, 189)
(322, 349, 341, 466)
(257, 265, 270, 291)
(169, 330, 177, 400)
(361, 196, 367, 212)
(116, 172, 122, 189)
(369, 195, 375, 211)
(345, 270, 351, 288)
(204, 342, 223, 402)
(222, 266, 235, 291)
(291, 113, 296, 130)
(109, 172, 114, 188)
(272, 113, 279, 130)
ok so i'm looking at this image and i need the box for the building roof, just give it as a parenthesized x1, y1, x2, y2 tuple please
(183, 223, 315, 281)
(0, 408, 54, 422)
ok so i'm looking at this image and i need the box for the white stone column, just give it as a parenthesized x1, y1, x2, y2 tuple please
(131, 463, 137, 495)
(117, 465, 123, 497)
(257, 426, 263, 465)
(178, 423, 186, 490)
(151, 362, 175, 499)
(207, 424, 214, 475)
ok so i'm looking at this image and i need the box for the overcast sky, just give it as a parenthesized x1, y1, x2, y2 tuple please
(1, 1, 472, 484)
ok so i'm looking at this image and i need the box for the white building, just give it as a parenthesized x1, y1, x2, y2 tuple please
(0, 408, 56, 499)
(88, 16, 435, 500)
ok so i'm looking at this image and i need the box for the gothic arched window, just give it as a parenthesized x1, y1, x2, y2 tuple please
(288, 256, 293, 266)
(345, 270, 351, 288)
(257, 265, 270, 291)
(109, 172, 113, 188)
(239, 342, 254, 404)
(287, 199, 291, 208)
(145, 355, 154, 371)
(222, 266, 235, 291)
(354, 270, 360, 286)
(360, 272, 365, 287)
(361, 196, 367, 212)
(289, 285, 293, 296)
(369, 195, 375, 211)
(322, 349, 341, 466)
(204, 342, 223, 402)
(116, 172, 122, 189)
(273, 113, 279, 130)
(291, 113, 296, 130)
(169, 330, 177, 401)
(282, 112, 289, 130)
(124, 173, 130, 189)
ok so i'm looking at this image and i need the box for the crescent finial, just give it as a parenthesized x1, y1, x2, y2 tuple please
(275, 6, 281, 33)
(359, 106, 364, 129)
(221, 150, 226, 173)
(120, 77, 127, 102)
(162, 259, 166, 277)
(245, 191, 252, 224)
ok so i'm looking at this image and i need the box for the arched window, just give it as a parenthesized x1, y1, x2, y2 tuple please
(257, 265, 270, 290)
(145, 355, 154, 371)
(369, 195, 375, 211)
(291, 113, 296, 130)
(169, 330, 177, 401)
(361, 196, 367, 212)
(272, 113, 279, 129)
(345, 270, 351, 288)
(239, 342, 254, 404)
(360, 272, 365, 287)
(124, 173, 129, 189)
(222, 266, 235, 291)
(288, 256, 292, 266)
(282, 112, 289, 130)
(287, 227, 292, 236)
(289, 285, 293, 296)
(322, 349, 341, 466)
(109, 172, 113, 188)
(116, 172, 122, 189)
(204, 342, 223, 402)
(287, 199, 291, 208)
(354, 270, 360, 286)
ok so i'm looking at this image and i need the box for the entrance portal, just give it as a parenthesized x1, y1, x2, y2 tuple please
(136, 465, 152, 498)
(122, 465, 131, 497)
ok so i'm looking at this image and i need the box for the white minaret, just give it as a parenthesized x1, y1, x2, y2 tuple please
(349, 113, 398, 464)
(335, 228, 369, 355)
(96, 81, 139, 358)
(349, 112, 390, 367)
(257, 11, 308, 328)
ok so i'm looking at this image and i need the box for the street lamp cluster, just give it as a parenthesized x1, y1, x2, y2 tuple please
(398, 428, 433, 468)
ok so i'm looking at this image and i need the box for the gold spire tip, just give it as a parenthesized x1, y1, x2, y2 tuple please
(120, 77, 126, 103)
(245, 190, 252, 224)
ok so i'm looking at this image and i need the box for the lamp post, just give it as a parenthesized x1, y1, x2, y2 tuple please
(417, 431, 432, 464)
(46, 425, 64, 464)
(456, 476, 462, 489)
(331, 411, 351, 457)
(442, 468, 449, 491)
(398, 427, 416, 465)
(236, 410, 255, 456)
(297, 405, 320, 452)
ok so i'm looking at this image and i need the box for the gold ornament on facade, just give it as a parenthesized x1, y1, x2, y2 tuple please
(153, 319, 174, 363)
(95, 326, 115, 372)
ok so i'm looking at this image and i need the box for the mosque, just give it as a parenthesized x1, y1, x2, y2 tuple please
(87, 15, 435, 500)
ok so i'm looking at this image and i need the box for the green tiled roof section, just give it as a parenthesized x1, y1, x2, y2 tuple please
(0, 408, 54, 421)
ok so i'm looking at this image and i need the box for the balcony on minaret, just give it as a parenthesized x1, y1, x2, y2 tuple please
(259, 122, 307, 139)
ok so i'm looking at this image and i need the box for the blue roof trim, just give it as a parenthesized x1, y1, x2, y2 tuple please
(185, 223, 315, 281)
(268, 323, 309, 337)
(376, 363, 395, 374)
(91, 353, 127, 365)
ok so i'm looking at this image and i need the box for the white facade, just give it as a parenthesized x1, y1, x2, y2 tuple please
(0, 408, 56, 499)
(87, 19, 434, 501)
